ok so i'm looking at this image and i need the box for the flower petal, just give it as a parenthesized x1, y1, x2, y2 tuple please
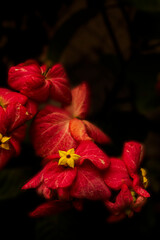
(76, 140, 110, 169)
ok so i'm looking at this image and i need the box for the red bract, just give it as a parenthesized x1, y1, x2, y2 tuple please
(104, 141, 150, 222)
(22, 141, 111, 216)
(105, 184, 147, 222)
(104, 141, 150, 198)
(31, 82, 111, 158)
(0, 88, 37, 168)
(8, 60, 72, 104)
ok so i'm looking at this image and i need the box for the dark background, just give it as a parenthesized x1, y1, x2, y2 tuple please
(0, 0, 160, 239)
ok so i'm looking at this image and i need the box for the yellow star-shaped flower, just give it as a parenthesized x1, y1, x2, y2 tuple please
(58, 148, 80, 168)
(140, 168, 149, 188)
(0, 133, 11, 150)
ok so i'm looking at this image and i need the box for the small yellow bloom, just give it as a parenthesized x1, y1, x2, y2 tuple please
(0, 133, 11, 150)
(140, 168, 149, 188)
(58, 148, 80, 168)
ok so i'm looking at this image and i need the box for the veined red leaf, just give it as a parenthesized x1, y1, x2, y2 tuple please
(44, 162, 77, 189)
(76, 140, 110, 169)
(70, 162, 111, 200)
(69, 118, 91, 142)
(47, 64, 72, 104)
(122, 141, 144, 175)
(31, 105, 77, 157)
(104, 158, 132, 190)
(64, 82, 90, 118)
(83, 120, 111, 144)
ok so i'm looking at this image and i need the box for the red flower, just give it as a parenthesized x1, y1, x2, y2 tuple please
(22, 141, 111, 215)
(0, 88, 37, 168)
(105, 184, 147, 222)
(8, 60, 72, 103)
(31, 82, 111, 158)
(104, 141, 150, 222)
(104, 141, 150, 198)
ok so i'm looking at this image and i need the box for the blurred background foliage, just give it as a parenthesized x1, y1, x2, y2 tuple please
(0, 0, 160, 239)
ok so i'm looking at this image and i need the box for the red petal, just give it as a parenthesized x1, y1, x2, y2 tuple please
(8, 60, 44, 91)
(30, 200, 71, 217)
(21, 80, 50, 102)
(76, 140, 110, 169)
(44, 162, 77, 189)
(69, 118, 92, 142)
(0, 107, 6, 133)
(64, 82, 90, 118)
(105, 184, 133, 213)
(132, 174, 150, 198)
(22, 161, 55, 190)
(70, 162, 111, 200)
(22, 171, 43, 189)
(104, 158, 132, 190)
(47, 64, 72, 104)
(83, 120, 111, 144)
(31, 105, 77, 157)
(122, 141, 144, 175)
(0, 88, 28, 106)
(6, 103, 29, 131)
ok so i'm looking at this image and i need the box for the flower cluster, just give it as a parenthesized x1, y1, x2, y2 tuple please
(0, 60, 150, 222)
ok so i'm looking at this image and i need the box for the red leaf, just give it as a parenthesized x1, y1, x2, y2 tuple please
(70, 163, 111, 200)
(83, 120, 111, 144)
(76, 140, 110, 169)
(31, 105, 77, 157)
(44, 162, 77, 189)
(69, 118, 91, 142)
(122, 141, 144, 175)
(64, 82, 90, 118)
(104, 158, 132, 190)
(8, 60, 44, 92)
(47, 64, 72, 104)
(105, 184, 133, 213)
(0, 88, 28, 106)
(22, 171, 43, 190)
(30, 200, 71, 217)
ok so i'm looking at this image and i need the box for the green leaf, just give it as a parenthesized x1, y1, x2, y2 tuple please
(0, 167, 32, 200)
(123, 0, 160, 12)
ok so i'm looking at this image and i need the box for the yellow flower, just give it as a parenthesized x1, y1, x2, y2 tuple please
(58, 148, 80, 168)
(140, 168, 149, 188)
(0, 133, 11, 150)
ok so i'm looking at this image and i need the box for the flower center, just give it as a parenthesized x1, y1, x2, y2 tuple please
(0, 133, 11, 150)
(58, 148, 80, 168)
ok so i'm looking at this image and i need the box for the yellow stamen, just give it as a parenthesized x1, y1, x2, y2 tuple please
(0, 133, 11, 150)
(58, 148, 80, 168)
(1, 136, 11, 143)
